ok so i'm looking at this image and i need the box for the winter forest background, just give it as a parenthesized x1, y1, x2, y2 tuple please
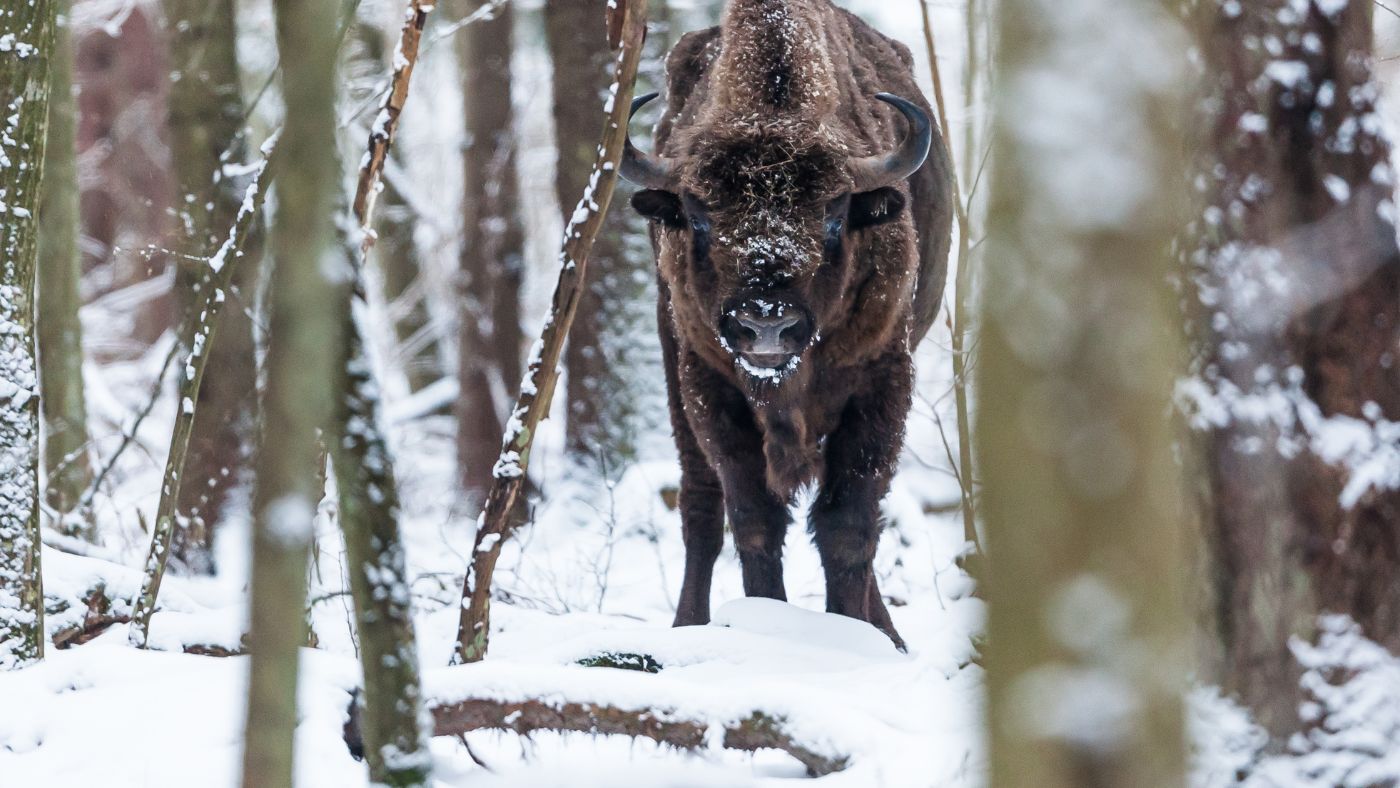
(2, 0, 1400, 786)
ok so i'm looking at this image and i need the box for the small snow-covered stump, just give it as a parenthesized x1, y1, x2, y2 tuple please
(0, 0, 58, 670)
(453, 0, 651, 666)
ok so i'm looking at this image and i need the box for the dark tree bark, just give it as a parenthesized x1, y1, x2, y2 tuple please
(162, 0, 258, 574)
(546, 0, 652, 477)
(38, 3, 95, 538)
(979, 0, 1190, 784)
(0, 0, 57, 671)
(240, 0, 344, 784)
(1186, 0, 1400, 741)
(456, 0, 523, 502)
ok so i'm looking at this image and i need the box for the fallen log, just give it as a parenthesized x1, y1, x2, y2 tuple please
(344, 694, 849, 777)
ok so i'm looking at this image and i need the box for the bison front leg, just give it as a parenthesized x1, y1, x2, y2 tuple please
(681, 357, 791, 604)
(810, 351, 912, 651)
(661, 302, 725, 627)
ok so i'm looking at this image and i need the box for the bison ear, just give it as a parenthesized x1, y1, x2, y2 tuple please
(631, 189, 685, 228)
(848, 187, 907, 229)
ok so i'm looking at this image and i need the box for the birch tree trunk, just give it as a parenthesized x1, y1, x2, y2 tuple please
(240, 0, 343, 784)
(456, 0, 522, 502)
(163, 0, 258, 572)
(38, 3, 95, 538)
(0, 0, 56, 672)
(1185, 0, 1400, 741)
(978, 0, 1190, 784)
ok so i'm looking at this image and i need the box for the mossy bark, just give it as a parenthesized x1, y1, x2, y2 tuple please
(0, 0, 57, 671)
(37, 4, 94, 538)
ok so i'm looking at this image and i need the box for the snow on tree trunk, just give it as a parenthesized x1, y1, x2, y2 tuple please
(163, 0, 259, 574)
(128, 140, 277, 649)
(332, 1, 437, 784)
(330, 316, 433, 787)
(0, 0, 56, 672)
(454, 0, 651, 665)
(1183, 0, 1400, 742)
(456, 0, 523, 504)
(350, 11, 442, 395)
(240, 0, 344, 784)
(978, 0, 1190, 783)
(548, 0, 660, 480)
(37, 4, 95, 539)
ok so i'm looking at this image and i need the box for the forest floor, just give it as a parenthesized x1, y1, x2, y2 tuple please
(0, 331, 984, 786)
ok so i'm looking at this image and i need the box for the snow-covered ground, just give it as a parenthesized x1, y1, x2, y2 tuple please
(0, 374, 983, 787)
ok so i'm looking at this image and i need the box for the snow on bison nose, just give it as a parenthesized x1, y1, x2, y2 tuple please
(720, 298, 814, 371)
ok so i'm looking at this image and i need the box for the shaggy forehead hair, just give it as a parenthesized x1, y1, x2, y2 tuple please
(682, 121, 849, 208)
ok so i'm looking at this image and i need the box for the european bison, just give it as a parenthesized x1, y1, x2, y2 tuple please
(622, 0, 952, 650)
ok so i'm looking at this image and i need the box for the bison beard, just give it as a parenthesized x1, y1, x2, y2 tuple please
(624, 0, 953, 651)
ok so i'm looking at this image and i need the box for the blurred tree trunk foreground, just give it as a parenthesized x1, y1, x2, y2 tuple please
(240, 0, 344, 784)
(1186, 0, 1400, 740)
(978, 0, 1190, 784)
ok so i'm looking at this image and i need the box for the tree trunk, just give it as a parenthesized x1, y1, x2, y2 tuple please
(333, 2, 438, 783)
(240, 0, 344, 785)
(1185, 0, 1400, 742)
(456, 0, 522, 502)
(455, 0, 650, 664)
(352, 13, 442, 394)
(331, 303, 433, 787)
(38, 3, 95, 539)
(978, 1, 1189, 785)
(546, 0, 652, 478)
(0, 0, 56, 671)
(162, 0, 258, 573)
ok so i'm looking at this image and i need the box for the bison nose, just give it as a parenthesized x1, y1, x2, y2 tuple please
(728, 309, 809, 356)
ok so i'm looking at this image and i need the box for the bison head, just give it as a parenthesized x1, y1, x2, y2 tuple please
(623, 93, 930, 380)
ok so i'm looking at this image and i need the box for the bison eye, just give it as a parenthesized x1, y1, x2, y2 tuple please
(824, 216, 845, 261)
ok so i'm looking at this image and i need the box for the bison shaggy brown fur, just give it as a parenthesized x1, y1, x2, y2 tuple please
(623, 0, 953, 650)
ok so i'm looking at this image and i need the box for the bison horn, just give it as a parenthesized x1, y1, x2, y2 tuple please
(849, 93, 933, 192)
(619, 92, 682, 192)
